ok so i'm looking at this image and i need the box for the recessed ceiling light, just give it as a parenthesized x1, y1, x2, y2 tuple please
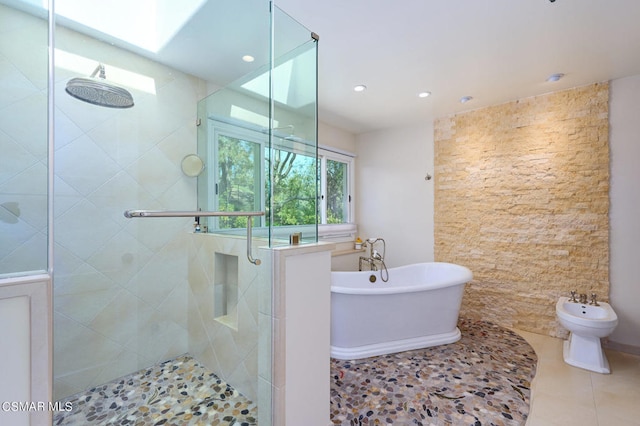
(460, 96, 473, 103)
(418, 91, 431, 98)
(546, 73, 565, 82)
(353, 85, 367, 92)
(242, 55, 255, 63)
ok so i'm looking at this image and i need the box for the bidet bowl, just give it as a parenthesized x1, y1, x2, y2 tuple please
(556, 297, 618, 338)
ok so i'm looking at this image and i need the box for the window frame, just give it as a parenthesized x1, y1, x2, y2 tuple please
(207, 119, 356, 239)
(318, 146, 356, 239)
(208, 120, 267, 229)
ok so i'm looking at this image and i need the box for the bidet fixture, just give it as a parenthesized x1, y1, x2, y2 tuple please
(590, 293, 599, 306)
(556, 296, 618, 373)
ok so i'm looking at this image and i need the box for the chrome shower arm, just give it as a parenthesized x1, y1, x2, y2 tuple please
(89, 63, 105, 79)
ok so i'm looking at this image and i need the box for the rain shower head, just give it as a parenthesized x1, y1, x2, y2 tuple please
(65, 64, 134, 108)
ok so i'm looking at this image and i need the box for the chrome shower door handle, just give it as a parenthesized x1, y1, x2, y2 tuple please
(123, 209, 265, 265)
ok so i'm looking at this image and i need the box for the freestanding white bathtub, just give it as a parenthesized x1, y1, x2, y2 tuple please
(330, 262, 472, 360)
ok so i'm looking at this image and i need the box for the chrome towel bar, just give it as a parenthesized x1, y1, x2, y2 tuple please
(123, 210, 265, 265)
(124, 210, 264, 218)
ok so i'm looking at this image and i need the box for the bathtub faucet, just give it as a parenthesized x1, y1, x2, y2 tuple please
(359, 255, 379, 272)
(359, 238, 389, 282)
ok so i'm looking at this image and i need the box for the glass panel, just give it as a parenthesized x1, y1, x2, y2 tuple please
(197, 6, 319, 246)
(196, 52, 275, 425)
(0, 2, 49, 277)
(51, 1, 274, 424)
(52, 0, 204, 402)
(326, 159, 348, 224)
(197, 91, 270, 235)
(270, 6, 319, 244)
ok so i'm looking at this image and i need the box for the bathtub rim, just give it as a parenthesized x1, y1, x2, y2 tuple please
(331, 261, 472, 295)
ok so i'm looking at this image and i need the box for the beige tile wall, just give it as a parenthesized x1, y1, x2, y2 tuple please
(187, 233, 271, 403)
(434, 83, 610, 337)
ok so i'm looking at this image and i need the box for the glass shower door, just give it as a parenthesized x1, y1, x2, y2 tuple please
(51, 0, 274, 424)
(0, 2, 49, 278)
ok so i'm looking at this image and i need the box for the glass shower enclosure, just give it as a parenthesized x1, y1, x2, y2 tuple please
(0, 0, 317, 424)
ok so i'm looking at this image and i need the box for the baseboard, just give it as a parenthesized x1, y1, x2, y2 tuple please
(603, 340, 640, 356)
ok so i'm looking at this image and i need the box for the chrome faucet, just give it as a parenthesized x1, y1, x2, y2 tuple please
(589, 293, 600, 306)
(359, 239, 381, 271)
(358, 238, 389, 282)
(358, 256, 378, 271)
(569, 290, 578, 302)
(579, 293, 588, 304)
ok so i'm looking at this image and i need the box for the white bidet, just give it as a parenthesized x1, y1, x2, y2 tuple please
(556, 296, 618, 374)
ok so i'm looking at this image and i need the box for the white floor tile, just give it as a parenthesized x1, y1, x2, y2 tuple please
(517, 329, 640, 426)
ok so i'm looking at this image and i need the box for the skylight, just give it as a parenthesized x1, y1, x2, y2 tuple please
(25, 0, 206, 53)
(240, 48, 316, 109)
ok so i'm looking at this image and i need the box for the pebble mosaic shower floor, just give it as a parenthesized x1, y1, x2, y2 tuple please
(330, 319, 538, 426)
(53, 354, 257, 426)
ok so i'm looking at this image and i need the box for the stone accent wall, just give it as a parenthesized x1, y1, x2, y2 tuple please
(434, 83, 610, 337)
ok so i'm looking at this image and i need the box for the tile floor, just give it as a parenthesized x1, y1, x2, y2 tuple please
(515, 329, 640, 426)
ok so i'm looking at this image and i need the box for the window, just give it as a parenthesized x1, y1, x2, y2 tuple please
(215, 134, 262, 229)
(319, 150, 354, 232)
(210, 122, 265, 230)
(209, 120, 355, 238)
(269, 149, 317, 227)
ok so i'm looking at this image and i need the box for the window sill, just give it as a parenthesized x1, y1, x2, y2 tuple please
(318, 223, 357, 238)
(331, 247, 366, 257)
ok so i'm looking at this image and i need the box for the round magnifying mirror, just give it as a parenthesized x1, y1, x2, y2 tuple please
(181, 154, 205, 177)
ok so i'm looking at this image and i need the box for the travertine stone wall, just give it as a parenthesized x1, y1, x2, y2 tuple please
(434, 83, 610, 337)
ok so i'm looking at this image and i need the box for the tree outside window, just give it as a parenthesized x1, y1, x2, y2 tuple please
(213, 123, 353, 233)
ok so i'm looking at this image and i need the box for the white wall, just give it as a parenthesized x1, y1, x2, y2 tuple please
(0, 276, 52, 426)
(609, 75, 640, 349)
(0, 295, 30, 426)
(271, 243, 334, 426)
(319, 121, 357, 153)
(355, 123, 434, 268)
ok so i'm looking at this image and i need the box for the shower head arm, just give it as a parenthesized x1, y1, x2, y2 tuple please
(89, 64, 106, 79)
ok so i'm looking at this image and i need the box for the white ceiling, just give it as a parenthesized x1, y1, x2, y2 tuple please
(7, 0, 640, 135)
(273, 0, 640, 134)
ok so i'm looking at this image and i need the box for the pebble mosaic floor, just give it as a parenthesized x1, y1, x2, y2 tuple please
(330, 319, 538, 426)
(53, 320, 535, 425)
(53, 354, 257, 426)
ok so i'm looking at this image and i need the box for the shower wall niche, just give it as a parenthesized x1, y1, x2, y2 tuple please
(214, 252, 239, 328)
